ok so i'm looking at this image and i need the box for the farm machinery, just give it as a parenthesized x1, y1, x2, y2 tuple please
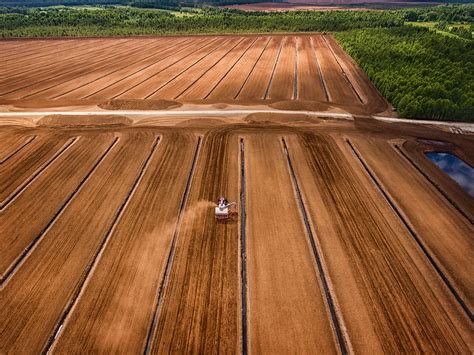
(215, 196, 236, 220)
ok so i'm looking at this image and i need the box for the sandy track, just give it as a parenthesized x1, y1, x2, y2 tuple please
(351, 137, 474, 314)
(51, 132, 198, 353)
(244, 134, 338, 353)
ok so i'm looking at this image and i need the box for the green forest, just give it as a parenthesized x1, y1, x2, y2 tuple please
(0, 7, 405, 36)
(336, 26, 474, 121)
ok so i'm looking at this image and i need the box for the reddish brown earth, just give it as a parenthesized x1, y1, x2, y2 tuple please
(0, 34, 389, 116)
(0, 115, 472, 353)
(0, 34, 473, 353)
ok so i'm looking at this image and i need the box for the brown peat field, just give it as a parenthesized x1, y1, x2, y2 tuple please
(0, 34, 473, 353)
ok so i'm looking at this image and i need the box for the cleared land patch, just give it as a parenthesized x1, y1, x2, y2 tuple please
(0, 117, 472, 353)
(0, 35, 388, 115)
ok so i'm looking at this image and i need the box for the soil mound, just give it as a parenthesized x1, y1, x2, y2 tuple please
(38, 114, 132, 127)
(244, 112, 321, 125)
(99, 99, 182, 110)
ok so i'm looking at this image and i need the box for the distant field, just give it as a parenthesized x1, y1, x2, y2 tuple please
(225, 0, 444, 11)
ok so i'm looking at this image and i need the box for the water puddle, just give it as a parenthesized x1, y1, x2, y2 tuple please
(425, 152, 474, 197)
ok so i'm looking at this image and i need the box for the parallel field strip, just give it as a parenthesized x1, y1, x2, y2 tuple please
(0, 137, 78, 210)
(0, 135, 36, 164)
(0, 39, 131, 83)
(0, 39, 141, 97)
(0, 35, 368, 104)
(19, 40, 166, 100)
(346, 139, 473, 321)
(392, 143, 473, 224)
(0, 137, 119, 285)
(44, 136, 161, 353)
(0, 133, 159, 353)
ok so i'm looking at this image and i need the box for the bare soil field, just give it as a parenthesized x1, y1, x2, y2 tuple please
(224, 0, 443, 11)
(0, 113, 472, 353)
(0, 35, 388, 116)
(0, 33, 473, 353)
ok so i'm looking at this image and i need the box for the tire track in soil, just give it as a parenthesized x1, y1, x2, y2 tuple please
(239, 138, 248, 355)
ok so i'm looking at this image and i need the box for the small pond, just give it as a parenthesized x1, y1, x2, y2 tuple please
(425, 152, 474, 197)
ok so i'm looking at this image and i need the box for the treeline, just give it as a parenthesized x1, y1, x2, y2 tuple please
(335, 26, 474, 121)
(404, 4, 474, 22)
(0, 6, 404, 36)
(0, 0, 278, 7)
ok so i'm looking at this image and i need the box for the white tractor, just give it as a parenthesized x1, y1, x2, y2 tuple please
(215, 196, 236, 220)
